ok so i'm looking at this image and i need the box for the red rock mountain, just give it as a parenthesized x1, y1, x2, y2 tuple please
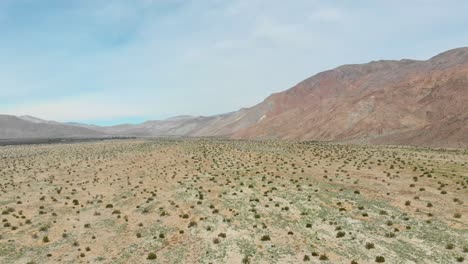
(79, 47, 468, 147)
(2, 47, 467, 147)
(224, 47, 468, 147)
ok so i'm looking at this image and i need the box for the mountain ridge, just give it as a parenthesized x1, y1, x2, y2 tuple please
(2, 47, 467, 147)
(0, 115, 107, 139)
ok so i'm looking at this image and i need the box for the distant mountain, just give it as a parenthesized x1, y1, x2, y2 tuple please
(87, 109, 263, 137)
(63, 122, 103, 131)
(2, 47, 467, 147)
(0, 115, 106, 139)
(18, 115, 61, 125)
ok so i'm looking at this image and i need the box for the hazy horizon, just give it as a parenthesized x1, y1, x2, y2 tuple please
(1, 0, 467, 125)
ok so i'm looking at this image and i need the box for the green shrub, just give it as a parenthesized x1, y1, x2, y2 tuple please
(365, 242, 375, 249)
(375, 256, 385, 262)
(336, 231, 346, 238)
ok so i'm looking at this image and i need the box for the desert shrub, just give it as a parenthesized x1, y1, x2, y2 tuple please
(365, 242, 375, 249)
(375, 256, 385, 262)
(336, 231, 346, 238)
(147, 253, 157, 260)
(242, 256, 251, 264)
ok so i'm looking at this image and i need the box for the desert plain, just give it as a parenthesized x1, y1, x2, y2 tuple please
(0, 139, 467, 263)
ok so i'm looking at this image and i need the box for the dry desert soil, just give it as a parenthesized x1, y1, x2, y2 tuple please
(0, 139, 467, 263)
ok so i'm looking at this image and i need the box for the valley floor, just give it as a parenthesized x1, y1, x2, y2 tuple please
(0, 139, 467, 263)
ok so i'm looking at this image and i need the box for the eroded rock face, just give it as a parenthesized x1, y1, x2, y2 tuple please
(226, 47, 468, 147)
(114, 47, 467, 147)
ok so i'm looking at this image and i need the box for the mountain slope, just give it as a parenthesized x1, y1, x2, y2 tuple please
(225, 47, 468, 147)
(3, 47, 467, 147)
(0, 115, 106, 139)
(98, 47, 467, 147)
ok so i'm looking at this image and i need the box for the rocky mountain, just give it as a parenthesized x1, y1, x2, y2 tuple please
(2, 47, 467, 147)
(226, 47, 468, 147)
(0, 115, 106, 139)
(91, 47, 467, 147)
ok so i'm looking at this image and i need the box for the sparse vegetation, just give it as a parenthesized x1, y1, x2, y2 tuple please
(0, 139, 466, 263)
(365, 242, 375, 249)
(375, 256, 385, 262)
(147, 253, 157, 260)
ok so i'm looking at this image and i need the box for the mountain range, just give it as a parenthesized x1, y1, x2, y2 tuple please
(1, 47, 467, 147)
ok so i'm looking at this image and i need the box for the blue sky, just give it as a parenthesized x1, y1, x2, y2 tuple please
(0, 0, 467, 125)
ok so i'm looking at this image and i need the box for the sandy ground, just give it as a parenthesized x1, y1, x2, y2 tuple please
(0, 139, 467, 263)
